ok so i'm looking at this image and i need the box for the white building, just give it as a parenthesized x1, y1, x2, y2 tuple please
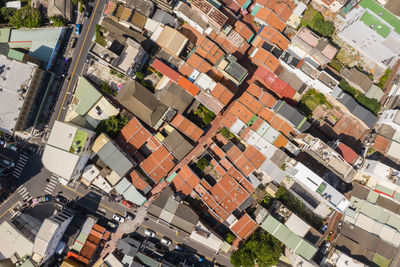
(114, 37, 147, 77)
(42, 121, 96, 183)
(173, 1, 209, 34)
(32, 208, 75, 264)
(338, 0, 400, 69)
(378, 109, 400, 131)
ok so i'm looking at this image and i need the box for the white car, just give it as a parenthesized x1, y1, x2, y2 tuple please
(112, 214, 125, 223)
(144, 229, 155, 237)
(161, 237, 172, 245)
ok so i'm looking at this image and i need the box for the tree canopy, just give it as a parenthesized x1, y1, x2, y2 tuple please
(50, 16, 66, 26)
(9, 6, 42, 29)
(231, 231, 282, 267)
(96, 115, 128, 139)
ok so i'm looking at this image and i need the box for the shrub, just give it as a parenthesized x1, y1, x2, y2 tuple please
(196, 157, 210, 171)
(226, 233, 235, 244)
(329, 59, 343, 72)
(96, 115, 129, 139)
(220, 127, 233, 139)
(50, 16, 66, 26)
(378, 68, 392, 89)
(100, 81, 116, 96)
(301, 7, 334, 37)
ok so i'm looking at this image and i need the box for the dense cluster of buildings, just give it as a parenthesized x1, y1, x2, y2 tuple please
(3, 0, 400, 266)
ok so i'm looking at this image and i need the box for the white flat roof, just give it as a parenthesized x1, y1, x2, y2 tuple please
(42, 145, 79, 179)
(285, 213, 311, 238)
(0, 54, 37, 133)
(47, 121, 78, 151)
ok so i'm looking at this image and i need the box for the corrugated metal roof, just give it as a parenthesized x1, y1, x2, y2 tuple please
(97, 142, 134, 177)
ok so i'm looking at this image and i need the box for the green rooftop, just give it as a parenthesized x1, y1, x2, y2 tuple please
(360, 11, 390, 37)
(360, 0, 400, 35)
(74, 77, 102, 116)
(70, 129, 88, 155)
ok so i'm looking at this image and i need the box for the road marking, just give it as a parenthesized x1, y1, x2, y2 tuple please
(56, 0, 101, 121)
(61, 183, 120, 215)
(0, 201, 19, 219)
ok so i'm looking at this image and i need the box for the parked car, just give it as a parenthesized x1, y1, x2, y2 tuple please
(144, 229, 155, 237)
(84, 6, 93, 18)
(75, 24, 82, 35)
(55, 195, 68, 204)
(161, 237, 171, 246)
(113, 214, 125, 223)
(122, 200, 133, 208)
(108, 220, 118, 229)
(125, 211, 134, 220)
(70, 37, 77, 48)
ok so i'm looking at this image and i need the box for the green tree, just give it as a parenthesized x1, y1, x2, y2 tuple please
(196, 157, 210, 171)
(0, 7, 16, 21)
(96, 115, 129, 139)
(9, 6, 42, 29)
(100, 81, 117, 96)
(79, 2, 84, 13)
(226, 233, 235, 244)
(49, 15, 66, 26)
(231, 232, 282, 267)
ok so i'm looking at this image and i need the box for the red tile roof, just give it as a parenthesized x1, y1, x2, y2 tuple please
(230, 101, 255, 124)
(179, 63, 195, 78)
(117, 117, 152, 155)
(152, 59, 181, 82)
(239, 91, 263, 115)
(130, 170, 150, 192)
(247, 83, 264, 99)
(196, 38, 226, 65)
(335, 142, 359, 165)
(211, 83, 234, 106)
(234, 20, 255, 43)
(255, 66, 296, 99)
(250, 47, 280, 72)
(253, 24, 290, 50)
(191, 0, 228, 30)
(230, 213, 258, 239)
(186, 52, 213, 73)
(252, 6, 285, 31)
(140, 145, 175, 183)
(221, 111, 238, 129)
(171, 113, 204, 141)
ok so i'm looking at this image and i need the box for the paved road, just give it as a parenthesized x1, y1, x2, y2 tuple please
(48, 0, 106, 128)
(140, 216, 232, 267)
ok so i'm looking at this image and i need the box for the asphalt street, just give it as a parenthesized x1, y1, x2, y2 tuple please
(139, 217, 232, 267)
(49, 0, 106, 128)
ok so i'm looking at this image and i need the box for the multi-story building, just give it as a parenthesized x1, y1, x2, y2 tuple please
(32, 208, 75, 264)
(338, 0, 400, 69)
(113, 37, 148, 77)
(0, 54, 46, 134)
(42, 121, 96, 183)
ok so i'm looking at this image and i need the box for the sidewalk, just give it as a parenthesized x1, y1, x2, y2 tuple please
(100, 205, 148, 258)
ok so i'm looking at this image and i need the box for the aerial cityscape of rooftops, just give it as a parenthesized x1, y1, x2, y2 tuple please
(1, 0, 400, 266)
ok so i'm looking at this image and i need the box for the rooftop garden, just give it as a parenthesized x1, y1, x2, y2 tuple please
(70, 129, 88, 154)
(95, 25, 107, 47)
(339, 79, 381, 115)
(297, 89, 332, 118)
(189, 104, 215, 129)
(300, 7, 335, 37)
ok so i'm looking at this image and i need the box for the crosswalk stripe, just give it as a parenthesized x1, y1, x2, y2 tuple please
(12, 173, 20, 178)
(26, 196, 32, 202)
(14, 166, 24, 171)
(21, 192, 29, 198)
(45, 188, 54, 194)
(20, 155, 28, 160)
(13, 170, 22, 176)
(17, 187, 26, 193)
(49, 181, 58, 186)
(19, 157, 28, 162)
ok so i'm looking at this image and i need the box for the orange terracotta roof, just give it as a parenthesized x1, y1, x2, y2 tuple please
(177, 76, 200, 96)
(210, 143, 226, 159)
(259, 108, 275, 122)
(215, 133, 229, 145)
(196, 38, 226, 65)
(130, 170, 150, 192)
(171, 113, 204, 141)
(239, 91, 263, 115)
(234, 20, 254, 42)
(211, 83, 234, 106)
(259, 91, 278, 108)
(254, 6, 285, 31)
(254, 23, 290, 50)
(172, 173, 193, 195)
(221, 111, 238, 129)
(177, 165, 201, 188)
(140, 145, 175, 183)
(273, 134, 289, 148)
(372, 135, 391, 154)
(118, 117, 152, 155)
(247, 83, 264, 99)
(250, 47, 280, 72)
(230, 101, 255, 124)
(179, 63, 195, 78)
(230, 213, 258, 239)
